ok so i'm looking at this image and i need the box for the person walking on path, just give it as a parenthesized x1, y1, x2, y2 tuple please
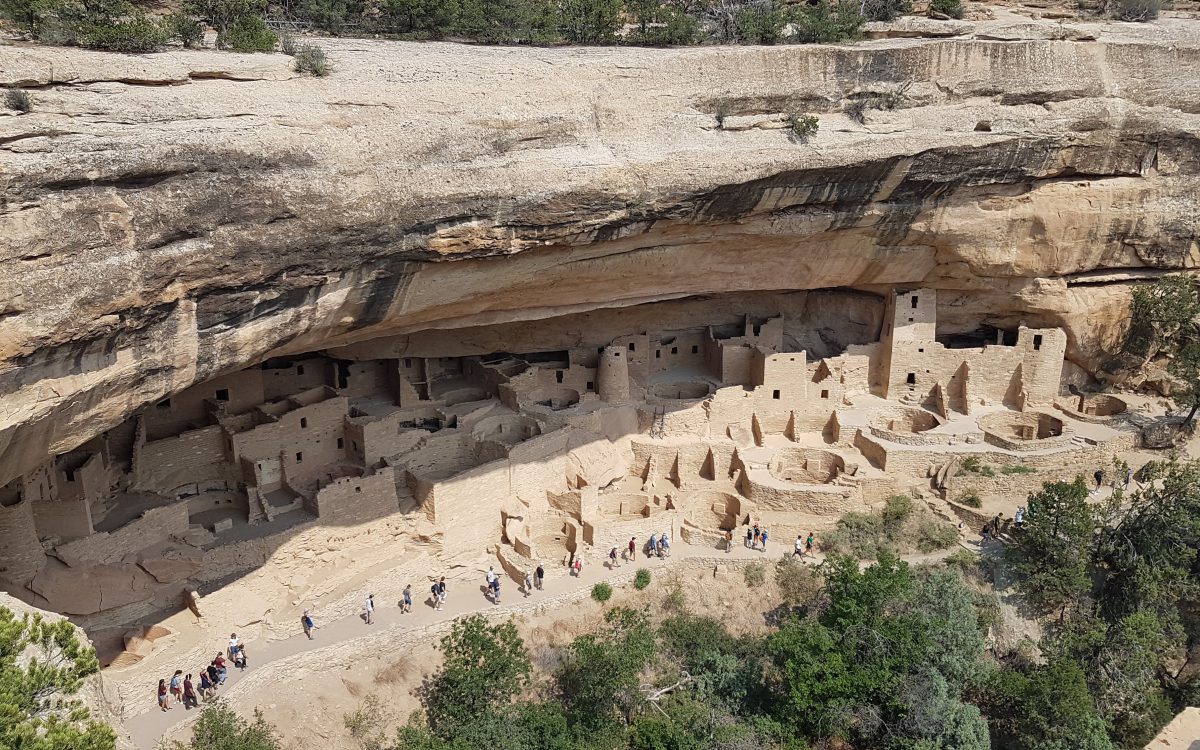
(627, 537, 636, 561)
(523, 570, 533, 597)
(660, 532, 670, 558)
(745, 527, 753, 549)
(490, 575, 501, 605)
(198, 670, 214, 700)
(794, 534, 804, 558)
(302, 609, 316, 639)
(213, 654, 227, 684)
(364, 594, 375, 624)
(609, 546, 620, 568)
(805, 532, 814, 558)
(158, 679, 170, 712)
(760, 527, 768, 553)
(752, 524, 761, 550)
(725, 529, 733, 553)
(431, 581, 442, 611)
(572, 556, 583, 577)
(205, 663, 220, 692)
(169, 670, 183, 703)
(647, 533, 657, 558)
(535, 564, 545, 590)
(1094, 468, 1104, 488)
(437, 577, 447, 608)
(182, 674, 198, 709)
(401, 585, 413, 613)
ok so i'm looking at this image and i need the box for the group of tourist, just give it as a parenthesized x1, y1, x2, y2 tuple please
(156, 636, 243, 712)
(793, 531, 816, 559)
(744, 523, 770, 552)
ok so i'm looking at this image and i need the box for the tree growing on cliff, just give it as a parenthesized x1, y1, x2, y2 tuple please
(1122, 275, 1200, 422)
(0, 606, 116, 750)
(165, 701, 282, 750)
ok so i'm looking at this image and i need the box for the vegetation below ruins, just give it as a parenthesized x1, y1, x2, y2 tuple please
(0, 607, 116, 750)
(823, 494, 959, 558)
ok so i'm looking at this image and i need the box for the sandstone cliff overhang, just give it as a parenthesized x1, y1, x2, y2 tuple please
(1, 16, 1199, 484)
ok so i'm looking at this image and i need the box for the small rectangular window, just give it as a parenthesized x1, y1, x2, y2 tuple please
(772, 390, 781, 400)
(656, 350, 661, 359)
(907, 317, 914, 323)
(556, 370, 564, 383)
(821, 390, 829, 399)
(215, 388, 229, 401)
(918, 348, 924, 353)
(628, 342, 635, 352)
(295, 452, 303, 463)
(911, 296, 919, 309)
(297, 365, 304, 375)
(354, 486, 361, 493)
(300, 417, 308, 428)
(337, 437, 344, 449)
(1033, 334, 1043, 351)
(586, 381, 595, 390)
(906, 373, 916, 385)
(691, 345, 698, 354)
(404, 358, 412, 368)
(671, 347, 678, 355)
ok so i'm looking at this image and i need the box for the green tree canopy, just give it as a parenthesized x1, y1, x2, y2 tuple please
(1007, 477, 1098, 614)
(0, 607, 115, 750)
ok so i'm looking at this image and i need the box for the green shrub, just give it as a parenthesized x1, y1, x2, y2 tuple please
(743, 562, 766, 588)
(4, 87, 31, 113)
(734, 0, 788, 44)
(278, 30, 297, 55)
(293, 43, 328, 76)
(591, 582, 612, 602)
(1001, 464, 1036, 475)
(916, 519, 959, 553)
(167, 11, 204, 47)
(862, 0, 911, 21)
(959, 493, 983, 508)
(929, 0, 965, 17)
(633, 568, 651, 590)
(789, 0, 864, 43)
(944, 547, 980, 571)
(882, 495, 915, 525)
(774, 556, 819, 606)
(80, 14, 169, 52)
(784, 113, 819, 143)
(1107, 0, 1165, 20)
(218, 13, 276, 52)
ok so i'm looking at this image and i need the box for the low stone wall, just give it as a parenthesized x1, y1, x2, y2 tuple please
(56, 504, 189, 567)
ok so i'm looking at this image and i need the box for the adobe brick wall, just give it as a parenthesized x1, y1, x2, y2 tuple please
(0, 494, 45, 584)
(134, 425, 232, 495)
(312, 467, 401, 525)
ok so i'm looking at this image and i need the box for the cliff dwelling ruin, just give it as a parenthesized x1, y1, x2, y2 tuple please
(0, 287, 1138, 653)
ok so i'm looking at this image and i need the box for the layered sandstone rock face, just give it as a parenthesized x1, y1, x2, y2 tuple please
(2, 15, 1199, 485)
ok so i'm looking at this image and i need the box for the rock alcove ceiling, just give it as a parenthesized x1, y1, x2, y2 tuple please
(2, 19, 1200, 484)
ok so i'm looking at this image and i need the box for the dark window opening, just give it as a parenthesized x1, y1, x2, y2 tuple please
(586, 381, 595, 390)
(753, 324, 762, 336)
(337, 437, 344, 449)
(671, 347, 678, 355)
(215, 388, 229, 401)
(911, 296, 919, 309)
(691, 345, 699, 354)
(556, 370, 564, 383)
(335, 360, 351, 389)
(907, 317, 914, 323)
(295, 452, 303, 463)
(297, 365, 305, 375)
(1033, 334, 1043, 351)
(918, 348, 924, 353)
(628, 342, 635, 351)
(821, 390, 829, 399)
(772, 390, 781, 400)
(404, 358, 412, 368)
(354, 486, 361, 493)
(656, 350, 662, 359)
(300, 417, 308, 429)
(906, 373, 916, 385)
(64, 469, 76, 482)
(156, 398, 171, 409)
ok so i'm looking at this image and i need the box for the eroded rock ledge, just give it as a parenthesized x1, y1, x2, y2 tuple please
(1, 17, 1199, 485)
